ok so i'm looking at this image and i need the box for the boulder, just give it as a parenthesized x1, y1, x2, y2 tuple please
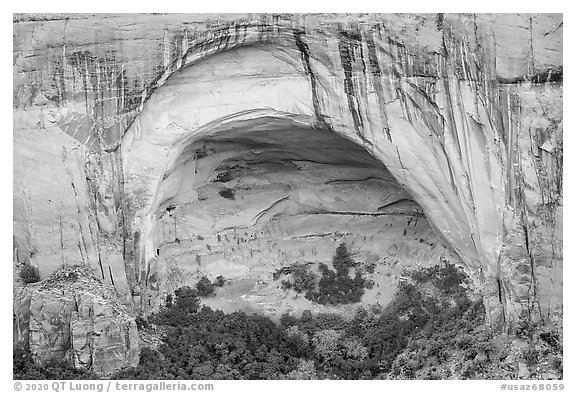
(15, 266, 140, 376)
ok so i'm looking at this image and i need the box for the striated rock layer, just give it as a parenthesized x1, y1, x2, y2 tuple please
(14, 267, 140, 375)
(14, 13, 562, 337)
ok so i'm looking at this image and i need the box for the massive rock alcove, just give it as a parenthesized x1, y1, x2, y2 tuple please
(13, 13, 562, 375)
(144, 118, 459, 314)
(122, 45, 458, 314)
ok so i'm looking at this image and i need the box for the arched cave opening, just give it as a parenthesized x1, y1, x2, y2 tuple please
(145, 116, 460, 316)
(118, 43, 469, 317)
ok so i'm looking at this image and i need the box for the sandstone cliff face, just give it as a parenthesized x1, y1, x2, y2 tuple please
(13, 111, 131, 303)
(13, 14, 562, 333)
(14, 267, 140, 375)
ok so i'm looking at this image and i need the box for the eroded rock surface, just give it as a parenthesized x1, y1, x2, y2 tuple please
(13, 13, 562, 337)
(13, 111, 131, 302)
(14, 267, 140, 375)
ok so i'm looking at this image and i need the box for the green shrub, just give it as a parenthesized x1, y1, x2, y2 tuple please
(19, 264, 40, 284)
(13, 343, 97, 380)
(150, 286, 201, 327)
(305, 258, 366, 306)
(523, 348, 540, 367)
(112, 347, 167, 379)
(513, 309, 563, 379)
(219, 188, 235, 200)
(215, 171, 234, 183)
(135, 316, 149, 330)
(174, 286, 201, 311)
(165, 294, 173, 308)
(291, 266, 317, 293)
(195, 277, 215, 297)
(214, 275, 226, 287)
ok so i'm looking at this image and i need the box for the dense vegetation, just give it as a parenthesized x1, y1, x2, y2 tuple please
(281, 264, 317, 293)
(13, 344, 98, 380)
(193, 275, 226, 297)
(19, 263, 40, 284)
(14, 262, 562, 380)
(278, 243, 372, 306)
(195, 277, 216, 297)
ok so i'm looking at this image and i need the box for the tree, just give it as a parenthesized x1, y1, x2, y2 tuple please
(13, 343, 98, 380)
(312, 329, 342, 362)
(195, 277, 215, 297)
(174, 286, 201, 311)
(332, 243, 355, 274)
(286, 359, 317, 380)
(343, 338, 368, 361)
(292, 266, 317, 293)
(17, 262, 501, 380)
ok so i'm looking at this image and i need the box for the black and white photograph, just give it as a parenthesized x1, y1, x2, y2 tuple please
(11, 8, 565, 387)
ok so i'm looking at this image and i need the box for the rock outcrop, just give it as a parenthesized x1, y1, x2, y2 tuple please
(13, 13, 562, 337)
(14, 266, 140, 375)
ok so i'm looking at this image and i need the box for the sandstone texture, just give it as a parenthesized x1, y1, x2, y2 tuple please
(14, 266, 140, 375)
(13, 12, 562, 348)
